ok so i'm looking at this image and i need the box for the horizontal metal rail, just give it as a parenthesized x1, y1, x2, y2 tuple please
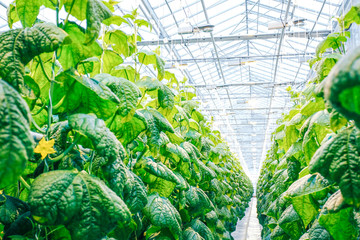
(138, 30, 330, 46)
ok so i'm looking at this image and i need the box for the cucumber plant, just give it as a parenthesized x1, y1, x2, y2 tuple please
(0, 1, 253, 240)
(257, 5, 360, 240)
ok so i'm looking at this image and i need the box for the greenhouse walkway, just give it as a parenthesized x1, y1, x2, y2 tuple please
(231, 197, 262, 240)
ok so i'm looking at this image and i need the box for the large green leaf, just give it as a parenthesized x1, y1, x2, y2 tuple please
(28, 170, 131, 240)
(301, 110, 332, 164)
(284, 174, 331, 227)
(185, 186, 214, 217)
(0, 23, 67, 89)
(0, 80, 34, 188)
(310, 126, 360, 207)
(340, 4, 360, 30)
(299, 220, 331, 240)
(318, 190, 358, 240)
(68, 114, 126, 162)
(16, 0, 41, 27)
(324, 46, 360, 125)
(189, 219, 214, 240)
(141, 157, 183, 188)
(0, 194, 29, 227)
(107, 112, 146, 145)
(137, 50, 165, 80)
(136, 77, 162, 91)
(123, 169, 148, 213)
(143, 193, 182, 239)
(59, 22, 102, 70)
(278, 205, 304, 240)
(85, 0, 112, 44)
(316, 32, 349, 57)
(183, 227, 205, 240)
(104, 30, 132, 58)
(136, 108, 174, 149)
(64, 0, 87, 20)
(94, 74, 141, 117)
(53, 69, 120, 119)
(158, 84, 175, 110)
(101, 50, 124, 73)
(164, 143, 191, 163)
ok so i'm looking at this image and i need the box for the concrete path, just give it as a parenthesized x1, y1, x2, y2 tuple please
(231, 197, 262, 240)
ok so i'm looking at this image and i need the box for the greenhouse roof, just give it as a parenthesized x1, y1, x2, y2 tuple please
(0, 0, 346, 181)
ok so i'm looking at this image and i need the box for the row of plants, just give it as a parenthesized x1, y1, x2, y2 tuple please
(257, 4, 360, 240)
(0, 1, 253, 239)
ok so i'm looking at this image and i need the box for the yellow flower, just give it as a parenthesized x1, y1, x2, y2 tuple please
(34, 138, 57, 159)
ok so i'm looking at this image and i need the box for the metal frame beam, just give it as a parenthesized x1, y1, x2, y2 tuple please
(137, 30, 330, 46)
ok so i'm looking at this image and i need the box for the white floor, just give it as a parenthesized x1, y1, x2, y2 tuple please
(231, 197, 262, 240)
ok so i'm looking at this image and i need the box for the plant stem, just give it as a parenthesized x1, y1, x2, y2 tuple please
(63, 0, 75, 29)
(31, 118, 46, 134)
(48, 134, 81, 163)
(37, 56, 52, 82)
(46, 52, 57, 139)
(32, 101, 48, 116)
(138, 90, 147, 106)
(56, 0, 59, 27)
(19, 176, 31, 190)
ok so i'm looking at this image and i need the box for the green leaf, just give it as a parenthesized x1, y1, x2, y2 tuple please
(28, 170, 131, 240)
(137, 50, 165, 80)
(185, 186, 214, 217)
(103, 15, 129, 27)
(340, 5, 360, 30)
(318, 190, 358, 240)
(68, 114, 126, 162)
(302, 220, 331, 240)
(310, 127, 360, 207)
(149, 178, 176, 198)
(107, 112, 146, 146)
(316, 32, 349, 57)
(158, 84, 175, 110)
(271, 225, 290, 240)
(136, 77, 162, 91)
(101, 50, 124, 73)
(183, 227, 205, 240)
(53, 69, 120, 119)
(137, 108, 174, 149)
(0, 23, 67, 89)
(6, 2, 20, 29)
(59, 22, 103, 70)
(104, 30, 131, 57)
(111, 65, 138, 82)
(313, 53, 341, 83)
(94, 74, 141, 117)
(301, 110, 332, 164)
(64, 0, 87, 20)
(85, 0, 112, 45)
(123, 169, 148, 213)
(102, 159, 127, 197)
(16, 0, 41, 27)
(189, 219, 214, 240)
(2, 210, 34, 239)
(300, 98, 325, 117)
(284, 174, 331, 226)
(278, 205, 304, 240)
(0, 194, 29, 227)
(324, 46, 360, 125)
(0, 80, 34, 189)
(164, 143, 191, 163)
(141, 158, 183, 187)
(143, 193, 182, 240)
